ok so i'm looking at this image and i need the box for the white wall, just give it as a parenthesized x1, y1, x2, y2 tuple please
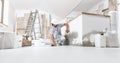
(8, 2, 16, 32)
(0, 1, 16, 49)
(117, 0, 120, 45)
(82, 14, 110, 35)
(118, 12, 120, 45)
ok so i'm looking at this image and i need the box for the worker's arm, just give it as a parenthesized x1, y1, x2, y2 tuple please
(50, 34, 56, 45)
(64, 22, 70, 33)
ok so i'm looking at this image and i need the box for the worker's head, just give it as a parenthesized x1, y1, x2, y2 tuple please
(51, 19, 58, 27)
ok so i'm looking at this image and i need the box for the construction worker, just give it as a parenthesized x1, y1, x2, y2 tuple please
(50, 19, 69, 46)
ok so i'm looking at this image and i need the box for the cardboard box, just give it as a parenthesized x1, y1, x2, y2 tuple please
(22, 39, 32, 47)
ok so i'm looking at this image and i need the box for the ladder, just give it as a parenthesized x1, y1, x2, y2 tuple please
(25, 10, 41, 40)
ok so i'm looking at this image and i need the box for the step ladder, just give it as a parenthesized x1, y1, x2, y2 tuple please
(25, 10, 41, 40)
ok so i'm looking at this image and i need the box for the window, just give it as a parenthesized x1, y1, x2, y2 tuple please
(0, 0, 3, 23)
(3, 0, 8, 25)
(0, 0, 8, 25)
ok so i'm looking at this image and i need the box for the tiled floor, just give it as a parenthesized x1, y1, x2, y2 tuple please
(0, 46, 120, 63)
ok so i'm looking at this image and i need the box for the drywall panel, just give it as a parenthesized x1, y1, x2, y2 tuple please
(0, 32, 15, 49)
(82, 14, 110, 36)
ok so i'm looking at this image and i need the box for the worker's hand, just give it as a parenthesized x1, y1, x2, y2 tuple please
(66, 29, 70, 33)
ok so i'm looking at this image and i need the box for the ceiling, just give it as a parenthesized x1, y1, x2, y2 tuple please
(74, 0, 103, 12)
(10, 0, 103, 19)
(67, 0, 103, 18)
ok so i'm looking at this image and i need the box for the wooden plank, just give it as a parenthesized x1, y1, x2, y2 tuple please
(17, 28, 26, 30)
(82, 12, 110, 17)
(69, 12, 110, 24)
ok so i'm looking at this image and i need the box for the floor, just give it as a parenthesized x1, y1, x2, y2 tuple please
(0, 46, 120, 63)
